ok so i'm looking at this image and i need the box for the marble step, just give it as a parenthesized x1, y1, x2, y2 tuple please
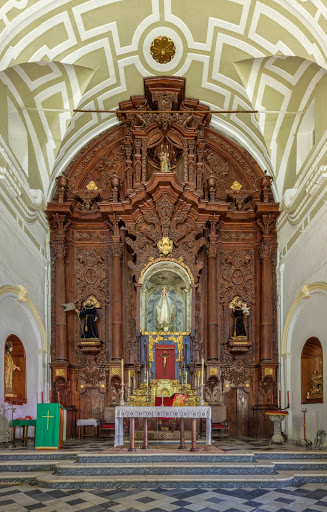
(55, 461, 275, 476)
(34, 471, 327, 488)
(0, 451, 77, 461)
(254, 451, 327, 460)
(0, 461, 60, 472)
(78, 453, 256, 463)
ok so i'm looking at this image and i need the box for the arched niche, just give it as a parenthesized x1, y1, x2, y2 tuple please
(301, 337, 323, 404)
(4, 334, 26, 404)
(140, 260, 192, 332)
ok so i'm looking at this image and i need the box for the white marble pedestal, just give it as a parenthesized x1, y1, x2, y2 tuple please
(266, 412, 288, 444)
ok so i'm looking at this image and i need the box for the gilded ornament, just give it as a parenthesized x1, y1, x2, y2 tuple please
(86, 180, 98, 190)
(209, 368, 218, 376)
(231, 181, 242, 191)
(150, 36, 176, 64)
(157, 237, 173, 256)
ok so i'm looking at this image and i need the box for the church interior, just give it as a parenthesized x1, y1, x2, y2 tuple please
(1, 0, 327, 500)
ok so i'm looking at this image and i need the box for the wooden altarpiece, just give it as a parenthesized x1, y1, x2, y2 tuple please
(47, 77, 279, 437)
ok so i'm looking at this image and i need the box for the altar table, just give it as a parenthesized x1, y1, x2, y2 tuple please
(114, 406, 211, 451)
(12, 419, 36, 447)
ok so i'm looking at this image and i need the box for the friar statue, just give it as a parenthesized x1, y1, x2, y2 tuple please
(229, 296, 249, 338)
(75, 296, 100, 338)
(156, 287, 174, 332)
(5, 341, 20, 396)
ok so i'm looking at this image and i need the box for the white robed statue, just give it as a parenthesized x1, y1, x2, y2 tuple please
(156, 287, 174, 332)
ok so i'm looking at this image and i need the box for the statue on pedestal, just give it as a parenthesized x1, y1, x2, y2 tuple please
(5, 341, 20, 396)
(158, 149, 171, 172)
(229, 296, 249, 338)
(75, 296, 100, 338)
(156, 287, 174, 332)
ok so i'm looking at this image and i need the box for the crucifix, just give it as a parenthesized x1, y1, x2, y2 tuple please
(159, 350, 171, 377)
(42, 410, 55, 430)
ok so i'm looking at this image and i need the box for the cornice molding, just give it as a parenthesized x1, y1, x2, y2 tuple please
(0, 285, 47, 352)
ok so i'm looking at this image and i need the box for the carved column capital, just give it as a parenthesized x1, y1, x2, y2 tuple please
(111, 242, 123, 258)
(259, 242, 273, 260)
(52, 241, 67, 260)
(206, 243, 217, 259)
(257, 214, 276, 237)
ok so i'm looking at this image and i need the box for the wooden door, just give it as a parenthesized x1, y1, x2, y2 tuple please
(225, 388, 250, 437)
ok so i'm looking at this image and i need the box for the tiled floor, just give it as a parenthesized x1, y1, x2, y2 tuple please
(1, 483, 327, 512)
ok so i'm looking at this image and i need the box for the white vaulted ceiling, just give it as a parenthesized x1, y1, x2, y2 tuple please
(0, 0, 327, 207)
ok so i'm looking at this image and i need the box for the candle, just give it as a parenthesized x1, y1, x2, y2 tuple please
(121, 359, 124, 387)
(201, 358, 204, 387)
(128, 370, 131, 388)
(279, 390, 281, 409)
(57, 391, 60, 404)
(287, 390, 290, 407)
(146, 369, 149, 387)
(41, 392, 44, 404)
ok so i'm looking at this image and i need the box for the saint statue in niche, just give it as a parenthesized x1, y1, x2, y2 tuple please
(158, 148, 171, 172)
(229, 296, 249, 338)
(75, 296, 100, 338)
(156, 287, 174, 332)
(5, 341, 20, 396)
(309, 370, 323, 396)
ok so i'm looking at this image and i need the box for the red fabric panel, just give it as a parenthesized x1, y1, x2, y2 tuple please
(101, 424, 115, 428)
(212, 424, 227, 428)
(155, 397, 173, 406)
(155, 345, 175, 379)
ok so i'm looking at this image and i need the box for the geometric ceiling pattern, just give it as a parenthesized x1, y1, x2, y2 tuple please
(0, 0, 327, 207)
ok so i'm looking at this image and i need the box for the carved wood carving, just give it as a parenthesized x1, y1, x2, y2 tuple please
(47, 76, 279, 437)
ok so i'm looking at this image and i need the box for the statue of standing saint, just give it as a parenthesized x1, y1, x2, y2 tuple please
(156, 287, 174, 332)
(75, 296, 99, 338)
(5, 341, 20, 396)
(158, 149, 171, 172)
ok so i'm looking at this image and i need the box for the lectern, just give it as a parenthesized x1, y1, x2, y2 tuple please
(35, 403, 66, 449)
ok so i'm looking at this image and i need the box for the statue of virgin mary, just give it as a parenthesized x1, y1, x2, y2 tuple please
(156, 287, 174, 332)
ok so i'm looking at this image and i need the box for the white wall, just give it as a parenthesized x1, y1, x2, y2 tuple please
(0, 199, 49, 443)
(279, 203, 327, 442)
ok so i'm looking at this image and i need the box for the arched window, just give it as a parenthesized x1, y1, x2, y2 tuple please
(4, 335, 26, 404)
(301, 337, 323, 404)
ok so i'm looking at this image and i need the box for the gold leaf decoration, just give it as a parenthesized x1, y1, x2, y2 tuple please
(86, 180, 98, 190)
(231, 180, 242, 191)
(150, 36, 176, 64)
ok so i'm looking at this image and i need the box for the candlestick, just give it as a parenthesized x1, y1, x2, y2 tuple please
(201, 358, 204, 387)
(121, 359, 124, 387)
(49, 390, 51, 403)
(287, 390, 290, 408)
(57, 391, 60, 404)
(279, 390, 281, 409)
(41, 392, 44, 404)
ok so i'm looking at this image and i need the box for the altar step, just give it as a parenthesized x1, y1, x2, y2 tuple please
(1, 451, 327, 488)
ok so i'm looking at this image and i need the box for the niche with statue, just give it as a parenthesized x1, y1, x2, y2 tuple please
(140, 260, 192, 333)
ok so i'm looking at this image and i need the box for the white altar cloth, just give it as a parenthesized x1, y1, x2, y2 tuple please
(77, 419, 99, 427)
(114, 406, 211, 447)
